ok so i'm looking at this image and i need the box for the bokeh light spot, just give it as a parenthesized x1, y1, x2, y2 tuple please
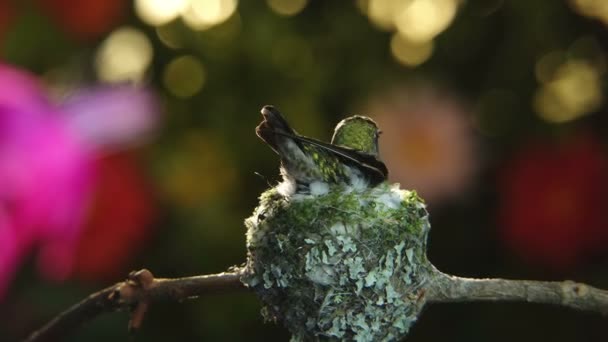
(182, 0, 238, 31)
(534, 60, 603, 123)
(367, 0, 402, 30)
(570, 36, 606, 73)
(134, 0, 188, 26)
(569, 0, 608, 26)
(534, 51, 566, 84)
(267, 0, 308, 16)
(156, 25, 183, 49)
(395, 0, 458, 43)
(94, 26, 153, 83)
(390, 33, 434, 66)
(163, 55, 206, 98)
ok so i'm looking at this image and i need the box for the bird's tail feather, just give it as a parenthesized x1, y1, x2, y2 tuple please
(256, 105, 298, 154)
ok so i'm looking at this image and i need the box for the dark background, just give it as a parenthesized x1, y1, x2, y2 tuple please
(1, 0, 608, 341)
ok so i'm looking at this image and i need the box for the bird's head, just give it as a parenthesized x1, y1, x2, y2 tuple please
(331, 115, 381, 156)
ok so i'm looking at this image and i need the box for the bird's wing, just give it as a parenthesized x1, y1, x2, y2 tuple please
(256, 105, 388, 185)
(280, 133, 388, 184)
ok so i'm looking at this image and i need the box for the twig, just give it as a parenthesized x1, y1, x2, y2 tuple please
(426, 267, 608, 314)
(24, 268, 246, 342)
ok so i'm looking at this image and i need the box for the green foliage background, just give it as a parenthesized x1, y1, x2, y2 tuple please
(2, 1, 608, 341)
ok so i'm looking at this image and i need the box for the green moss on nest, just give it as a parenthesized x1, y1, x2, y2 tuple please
(242, 182, 432, 341)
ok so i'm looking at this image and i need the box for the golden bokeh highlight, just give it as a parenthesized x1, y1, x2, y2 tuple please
(534, 51, 566, 84)
(364, 0, 459, 42)
(155, 25, 183, 49)
(182, 0, 238, 30)
(134, 0, 188, 26)
(361, 0, 459, 68)
(367, 0, 402, 30)
(267, 0, 308, 16)
(163, 55, 206, 98)
(135, 0, 238, 30)
(534, 59, 603, 123)
(395, 0, 458, 43)
(569, 0, 608, 26)
(94, 26, 153, 83)
(390, 33, 434, 66)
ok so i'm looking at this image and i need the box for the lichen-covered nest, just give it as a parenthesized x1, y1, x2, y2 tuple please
(242, 183, 432, 341)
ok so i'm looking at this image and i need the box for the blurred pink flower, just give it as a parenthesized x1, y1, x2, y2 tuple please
(0, 65, 92, 293)
(366, 85, 477, 203)
(60, 85, 160, 150)
(0, 63, 158, 298)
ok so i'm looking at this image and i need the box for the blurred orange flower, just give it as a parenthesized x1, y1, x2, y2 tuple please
(366, 85, 476, 203)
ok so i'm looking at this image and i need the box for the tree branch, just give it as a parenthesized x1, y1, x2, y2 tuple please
(23, 265, 608, 342)
(426, 267, 608, 314)
(23, 268, 247, 342)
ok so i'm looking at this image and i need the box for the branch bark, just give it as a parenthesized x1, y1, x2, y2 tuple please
(23, 266, 608, 342)
(23, 268, 246, 342)
(426, 267, 608, 314)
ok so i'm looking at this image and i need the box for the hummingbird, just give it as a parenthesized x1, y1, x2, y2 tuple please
(255, 105, 387, 193)
(245, 105, 431, 341)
